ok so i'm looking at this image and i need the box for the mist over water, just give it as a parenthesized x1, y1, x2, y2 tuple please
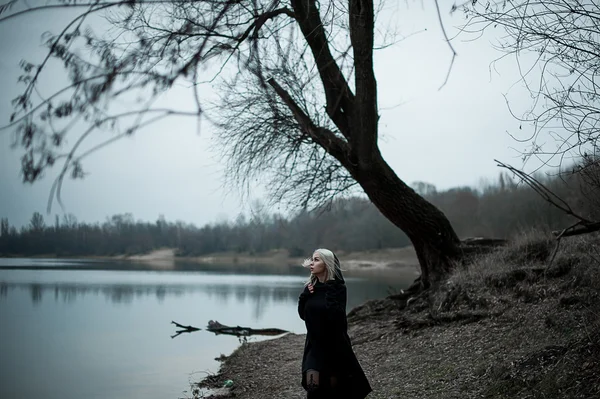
(0, 258, 414, 399)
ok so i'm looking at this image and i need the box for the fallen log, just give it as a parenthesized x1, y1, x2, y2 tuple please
(206, 320, 288, 337)
(170, 320, 288, 339)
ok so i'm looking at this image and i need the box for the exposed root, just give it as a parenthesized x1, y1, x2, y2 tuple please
(388, 276, 425, 300)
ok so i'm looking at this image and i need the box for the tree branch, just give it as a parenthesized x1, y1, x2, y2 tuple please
(434, 0, 457, 90)
(496, 159, 600, 239)
(460, 1, 600, 170)
(496, 159, 592, 224)
(552, 221, 600, 238)
(348, 0, 378, 166)
(267, 77, 351, 168)
(239, 7, 295, 42)
(290, 0, 354, 139)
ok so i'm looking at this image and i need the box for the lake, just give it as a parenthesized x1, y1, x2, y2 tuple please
(0, 258, 417, 399)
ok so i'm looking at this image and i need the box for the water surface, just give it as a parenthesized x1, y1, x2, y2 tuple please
(0, 258, 416, 399)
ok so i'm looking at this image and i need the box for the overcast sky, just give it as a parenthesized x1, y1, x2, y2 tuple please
(0, 1, 544, 229)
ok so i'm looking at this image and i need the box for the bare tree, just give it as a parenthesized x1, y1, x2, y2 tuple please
(0, 217, 9, 237)
(29, 211, 45, 232)
(457, 0, 600, 168)
(1, 0, 463, 288)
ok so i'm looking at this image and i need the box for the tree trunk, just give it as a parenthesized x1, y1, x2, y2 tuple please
(281, 0, 460, 288)
(351, 154, 462, 288)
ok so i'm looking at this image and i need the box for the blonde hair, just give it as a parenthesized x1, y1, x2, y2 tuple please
(303, 248, 341, 286)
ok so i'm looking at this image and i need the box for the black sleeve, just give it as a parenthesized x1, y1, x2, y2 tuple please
(298, 285, 310, 321)
(325, 282, 347, 326)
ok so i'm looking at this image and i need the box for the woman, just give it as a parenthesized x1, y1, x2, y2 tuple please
(298, 248, 372, 399)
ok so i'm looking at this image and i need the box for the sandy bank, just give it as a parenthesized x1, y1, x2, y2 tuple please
(117, 246, 420, 272)
(111, 248, 177, 269)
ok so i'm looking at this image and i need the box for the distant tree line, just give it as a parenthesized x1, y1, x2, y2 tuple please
(1, 169, 597, 258)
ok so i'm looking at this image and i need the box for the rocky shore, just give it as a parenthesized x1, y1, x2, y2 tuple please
(199, 234, 600, 399)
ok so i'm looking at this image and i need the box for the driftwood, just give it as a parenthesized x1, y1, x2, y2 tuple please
(171, 321, 201, 339)
(206, 320, 288, 337)
(170, 320, 288, 339)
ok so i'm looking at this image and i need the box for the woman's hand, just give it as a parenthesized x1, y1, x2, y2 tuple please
(307, 283, 314, 293)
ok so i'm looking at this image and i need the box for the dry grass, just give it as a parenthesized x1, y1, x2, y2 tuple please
(434, 232, 600, 398)
(451, 229, 555, 285)
(200, 232, 600, 399)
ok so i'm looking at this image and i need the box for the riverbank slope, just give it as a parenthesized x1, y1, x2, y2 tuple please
(200, 232, 600, 399)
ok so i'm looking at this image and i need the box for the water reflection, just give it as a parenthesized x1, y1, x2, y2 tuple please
(0, 257, 311, 275)
(2, 283, 186, 305)
(1, 280, 301, 301)
(1, 277, 398, 318)
(0, 266, 413, 319)
(30, 283, 43, 303)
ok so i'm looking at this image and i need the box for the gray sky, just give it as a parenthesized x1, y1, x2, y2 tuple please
(0, 1, 543, 229)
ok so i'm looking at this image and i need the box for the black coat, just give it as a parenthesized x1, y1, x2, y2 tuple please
(298, 275, 372, 398)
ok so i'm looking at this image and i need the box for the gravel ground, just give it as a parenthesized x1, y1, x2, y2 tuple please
(200, 250, 600, 399)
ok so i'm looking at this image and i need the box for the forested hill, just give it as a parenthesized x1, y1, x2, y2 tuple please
(1, 172, 597, 257)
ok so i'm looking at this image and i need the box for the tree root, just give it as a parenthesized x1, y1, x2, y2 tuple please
(388, 276, 426, 301)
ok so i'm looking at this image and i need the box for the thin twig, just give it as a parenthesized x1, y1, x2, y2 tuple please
(434, 0, 457, 90)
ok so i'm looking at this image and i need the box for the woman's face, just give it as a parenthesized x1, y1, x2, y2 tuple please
(310, 252, 327, 279)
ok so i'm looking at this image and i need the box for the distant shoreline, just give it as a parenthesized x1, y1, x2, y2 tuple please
(1, 247, 420, 272)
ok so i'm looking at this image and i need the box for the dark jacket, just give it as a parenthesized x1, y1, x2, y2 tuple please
(298, 272, 372, 398)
